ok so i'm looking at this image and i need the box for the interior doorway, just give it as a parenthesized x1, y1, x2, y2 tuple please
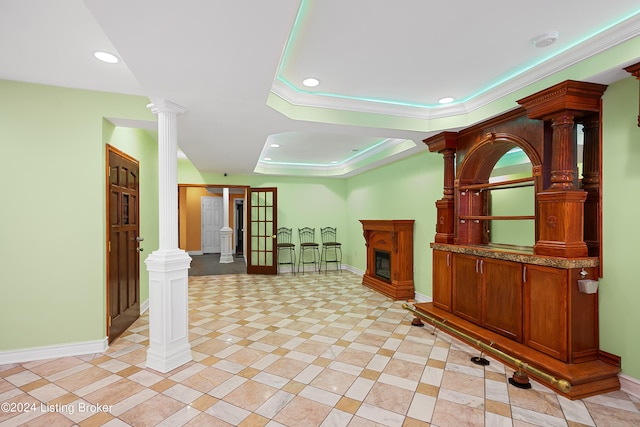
(178, 184, 250, 276)
(235, 199, 244, 256)
(106, 145, 141, 343)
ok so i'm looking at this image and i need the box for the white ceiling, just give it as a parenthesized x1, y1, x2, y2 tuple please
(2, 0, 639, 177)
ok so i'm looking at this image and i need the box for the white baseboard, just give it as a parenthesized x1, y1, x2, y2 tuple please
(414, 292, 432, 303)
(277, 264, 363, 275)
(2, 299, 147, 365)
(620, 373, 640, 399)
(0, 338, 108, 365)
(343, 265, 364, 276)
(188, 251, 204, 256)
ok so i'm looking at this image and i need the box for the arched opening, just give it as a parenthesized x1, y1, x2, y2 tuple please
(455, 133, 542, 248)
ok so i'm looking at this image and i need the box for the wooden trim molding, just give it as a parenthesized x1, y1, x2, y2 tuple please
(623, 61, 640, 127)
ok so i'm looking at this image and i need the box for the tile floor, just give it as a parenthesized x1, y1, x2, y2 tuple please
(1, 272, 639, 427)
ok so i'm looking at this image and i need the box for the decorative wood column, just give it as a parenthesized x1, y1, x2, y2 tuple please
(623, 61, 640, 127)
(423, 132, 457, 244)
(580, 114, 602, 261)
(145, 99, 193, 373)
(517, 81, 607, 258)
(549, 113, 579, 190)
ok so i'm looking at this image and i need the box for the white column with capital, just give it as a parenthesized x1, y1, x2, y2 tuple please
(219, 187, 234, 263)
(145, 99, 192, 373)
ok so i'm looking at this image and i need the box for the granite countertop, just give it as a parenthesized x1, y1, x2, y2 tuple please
(431, 243, 599, 269)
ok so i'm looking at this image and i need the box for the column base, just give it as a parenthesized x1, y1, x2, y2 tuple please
(535, 190, 588, 258)
(219, 227, 234, 263)
(534, 240, 589, 258)
(145, 249, 192, 373)
(146, 343, 193, 373)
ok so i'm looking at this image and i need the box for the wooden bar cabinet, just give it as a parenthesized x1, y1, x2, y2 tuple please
(415, 80, 621, 400)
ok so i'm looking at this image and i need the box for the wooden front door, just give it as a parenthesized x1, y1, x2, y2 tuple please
(107, 146, 141, 343)
(246, 187, 277, 274)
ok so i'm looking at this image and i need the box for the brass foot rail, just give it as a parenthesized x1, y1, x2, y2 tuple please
(403, 303, 571, 394)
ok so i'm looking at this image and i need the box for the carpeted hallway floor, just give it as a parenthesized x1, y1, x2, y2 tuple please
(188, 253, 247, 276)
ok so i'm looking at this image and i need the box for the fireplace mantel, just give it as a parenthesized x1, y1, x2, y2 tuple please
(360, 220, 414, 300)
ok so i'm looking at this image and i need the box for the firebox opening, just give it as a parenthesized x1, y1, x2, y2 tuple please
(375, 250, 391, 282)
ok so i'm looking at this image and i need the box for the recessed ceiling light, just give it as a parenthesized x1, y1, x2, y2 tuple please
(269, 143, 280, 148)
(263, 157, 272, 161)
(438, 97, 455, 104)
(330, 161, 338, 164)
(93, 51, 119, 64)
(531, 32, 559, 48)
(302, 77, 320, 87)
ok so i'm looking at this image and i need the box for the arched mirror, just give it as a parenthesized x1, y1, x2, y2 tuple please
(487, 147, 535, 247)
(455, 133, 542, 248)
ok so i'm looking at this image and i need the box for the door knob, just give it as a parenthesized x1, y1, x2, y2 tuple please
(136, 237, 144, 242)
(271, 235, 276, 238)
(136, 247, 144, 252)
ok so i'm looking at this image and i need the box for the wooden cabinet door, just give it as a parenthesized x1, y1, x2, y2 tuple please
(481, 258, 523, 342)
(524, 264, 568, 361)
(432, 250, 452, 312)
(452, 253, 481, 323)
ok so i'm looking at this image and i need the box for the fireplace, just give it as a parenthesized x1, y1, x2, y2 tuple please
(360, 220, 414, 300)
(375, 250, 391, 282)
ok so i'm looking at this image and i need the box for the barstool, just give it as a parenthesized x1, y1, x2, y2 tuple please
(276, 227, 296, 274)
(298, 227, 320, 274)
(320, 227, 342, 272)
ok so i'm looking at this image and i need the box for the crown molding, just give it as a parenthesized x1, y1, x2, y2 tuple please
(255, 138, 417, 177)
(271, 13, 640, 123)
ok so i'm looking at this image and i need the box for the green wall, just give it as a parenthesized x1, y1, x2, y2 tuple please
(600, 76, 640, 378)
(490, 185, 536, 247)
(178, 81, 640, 380)
(0, 80, 156, 351)
(177, 164, 349, 252)
(108, 126, 159, 305)
(344, 152, 443, 295)
(2, 73, 640, 382)
(178, 152, 442, 298)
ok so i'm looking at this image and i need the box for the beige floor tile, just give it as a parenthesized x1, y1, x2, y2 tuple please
(431, 398, 485, 427)
(363, 382, 414, 415)
(0, 272, 636, 427)
(273, 395, 333, 426)
(119, 393, 183, 426)
(55, 367, 112, 393)
(222, 379, 279, 411)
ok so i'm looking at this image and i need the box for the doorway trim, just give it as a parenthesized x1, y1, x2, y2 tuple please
(105, 145, 141, 341)
(178, 184, 250, 257)
(234, 197, 245, 257)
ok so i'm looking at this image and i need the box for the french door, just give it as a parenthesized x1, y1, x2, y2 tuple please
(246, 187, 277, 274)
